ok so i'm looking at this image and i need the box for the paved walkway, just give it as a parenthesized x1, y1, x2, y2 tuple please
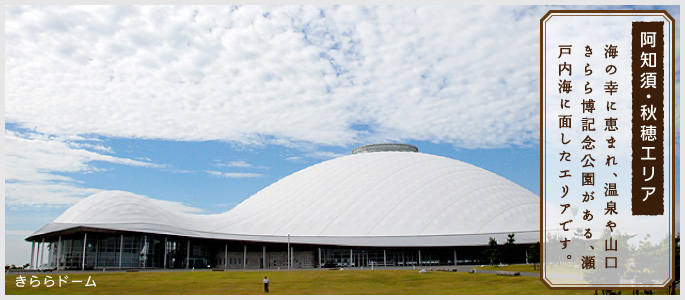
(7, 264, 541, 276)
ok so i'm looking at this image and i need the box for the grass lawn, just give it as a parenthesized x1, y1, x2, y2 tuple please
(4, 269, 602, 295)
(473, 265, 677, 295)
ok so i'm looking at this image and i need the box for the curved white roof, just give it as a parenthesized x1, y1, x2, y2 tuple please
(28, 150, 539, 247)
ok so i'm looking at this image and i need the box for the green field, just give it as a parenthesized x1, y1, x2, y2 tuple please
(4, 269, 604, 295)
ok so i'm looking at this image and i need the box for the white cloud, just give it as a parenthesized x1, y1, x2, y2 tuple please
(5, 182, 103, 208)
(213, 159, 269, 169)
(72, 142, 114, 154)
(4, 5, 679, 207)
(304, 151, 346, 159)
(285, 156, 305, 162)
(285, 151, 346, 163)
(4, 129, 165, 207)
(5, 6, 555, 149)
(205, 170, 265, 178)
(219, 160, 253, 168)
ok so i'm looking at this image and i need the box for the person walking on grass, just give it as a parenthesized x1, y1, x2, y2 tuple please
(263, 276, 270, 293)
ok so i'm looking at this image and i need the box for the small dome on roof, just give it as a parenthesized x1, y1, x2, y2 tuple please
(352, 143, 418, 154)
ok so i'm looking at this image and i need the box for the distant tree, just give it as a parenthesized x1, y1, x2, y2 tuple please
(527, 242, 540, 271)
(668, 233, 680, 295)
(483, 237, 501, 265)
(584, 230, 630, 291)
(502, 233, 516, 264)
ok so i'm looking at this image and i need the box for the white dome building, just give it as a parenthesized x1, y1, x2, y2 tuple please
(26, 144, 539, 270)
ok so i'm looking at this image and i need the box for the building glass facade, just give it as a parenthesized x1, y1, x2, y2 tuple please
(29, 230, 531, 271)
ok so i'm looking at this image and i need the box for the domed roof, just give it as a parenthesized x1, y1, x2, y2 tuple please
(28, 148, 539, 247)
(215, 151, 538, 237)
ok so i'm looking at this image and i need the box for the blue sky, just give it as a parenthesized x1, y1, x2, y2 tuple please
(3, 5, 680, 266)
